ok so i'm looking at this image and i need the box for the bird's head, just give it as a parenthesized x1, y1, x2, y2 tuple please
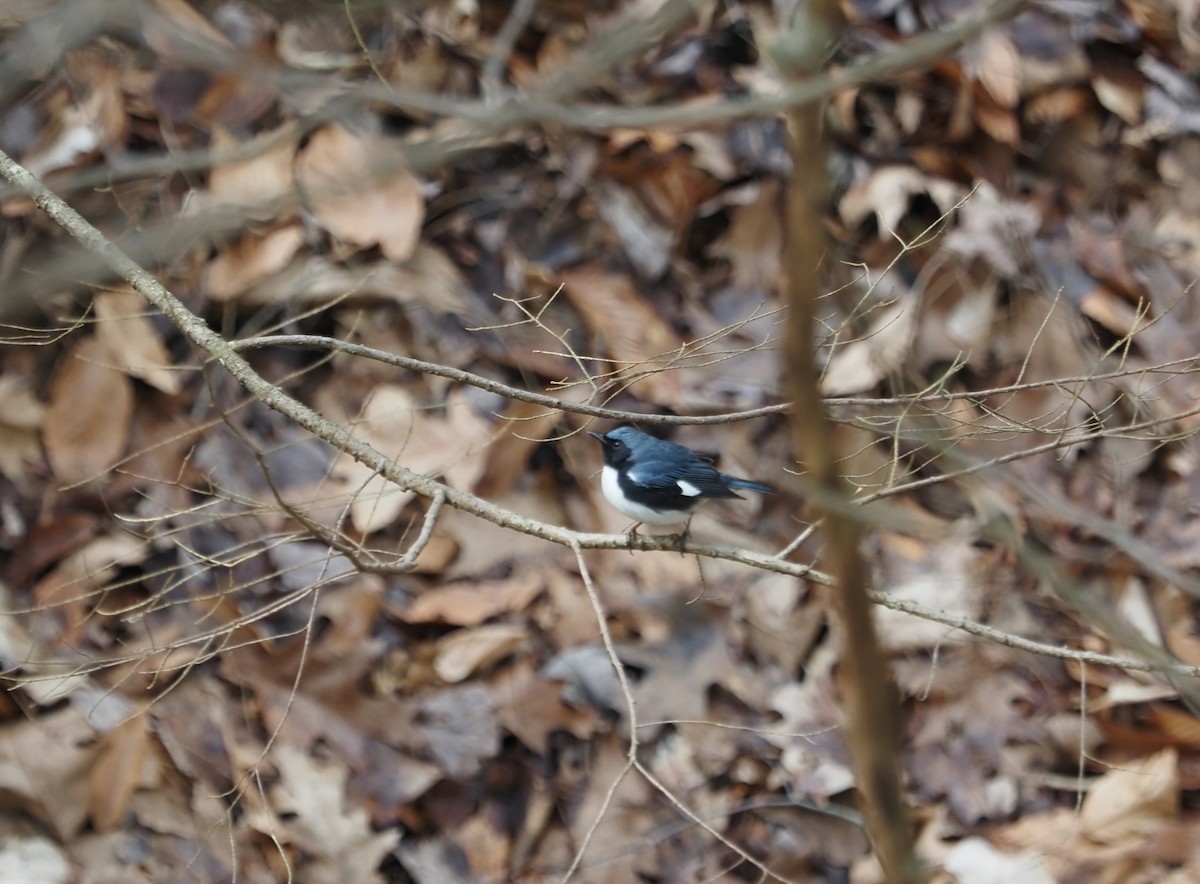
(588, 426, 645, 467)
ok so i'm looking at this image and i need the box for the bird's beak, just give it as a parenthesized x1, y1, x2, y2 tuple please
(588, 431, 606, 443)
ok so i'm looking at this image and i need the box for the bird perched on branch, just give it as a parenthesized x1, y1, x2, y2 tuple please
(589, 426, 775, 535)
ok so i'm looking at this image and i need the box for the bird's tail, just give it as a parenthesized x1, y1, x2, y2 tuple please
(722, 475, 776, 495)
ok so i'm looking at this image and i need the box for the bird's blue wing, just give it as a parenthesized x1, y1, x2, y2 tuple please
(628, 457, 742, 499)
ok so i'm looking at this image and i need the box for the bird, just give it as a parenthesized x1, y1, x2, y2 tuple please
(589, 426, 776, 533)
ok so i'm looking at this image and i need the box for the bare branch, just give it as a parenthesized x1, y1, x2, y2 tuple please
(775, 0, 920, 877)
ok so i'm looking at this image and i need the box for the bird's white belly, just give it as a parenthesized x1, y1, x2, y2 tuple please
(600, 466, 692, 526)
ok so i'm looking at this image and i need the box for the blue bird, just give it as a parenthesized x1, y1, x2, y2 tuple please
(590, 426, 776, 530)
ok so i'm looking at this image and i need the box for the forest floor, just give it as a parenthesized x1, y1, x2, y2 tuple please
(2, 0, 1200, 881)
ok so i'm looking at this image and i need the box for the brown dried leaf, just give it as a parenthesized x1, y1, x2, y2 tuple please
(89, 714, 152, 831)
(223, 244, 469, 312)
(977, 33, 1021, 108)
(94, 290, 182, 394)
(43, 336, 134, 485)
(329, 385, 490, 534)
(269, 745, 397, 884)
(1094, 69, 1145, 125)
(599, 140, 719, 265)
(144, 1, 275, 128)
(560, 267, 683, 404)
(1024, 87, 1091, 125)
(399, 569, 544, 626)
(401, 684, 499, 778)
(409, 534, 459, 574)
(204, 127, 296, 219)
(24, 55, 125, 177)
(838, 166, 964, 234)
(1080, 287, 1143, 337)
(276, 14, 361, 70)
(0, 374, 44, 481)
(493, 661, 599, 755)
(313, 577, 385, 656)
(910, 668, 1032, 824)
(974, 99, 1021, 146)
(708, 179, 782, 294)
(2, 511, 96, 588)
(433, 623, 526, 683)
(0, 708, 99, 838)
(912, 262, 1000, 371)
(418, 490, 562, 582)
(557, 738, 652, 882)
(871, 526, 988, 652)
(741, 571, 823, 672)
(942, 184, 1040, 277)
(1147, 707, 1200, 751)
(145, 0, 230, 56)
(200, 124, 294, 219)
(296, 124, 426, 261)
(207, 224, 306, 301)
(456, 814, 510, 881)
(768, 668, 853, 801)
(819, 299, 918, 396)
(33, 532, 148, 649)
(594, 181, 674, 279)
(622, 621, 735, 731)
(474, 398, 563, 499)
(1080, 748, 1178, 843)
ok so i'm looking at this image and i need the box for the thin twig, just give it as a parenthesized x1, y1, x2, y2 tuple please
(482, 0, 537, 98)
(560, 540, 639, 883)
(775, 0, 919, 876)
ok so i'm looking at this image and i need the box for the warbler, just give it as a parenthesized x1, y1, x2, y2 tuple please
(590, 426, 776, 530)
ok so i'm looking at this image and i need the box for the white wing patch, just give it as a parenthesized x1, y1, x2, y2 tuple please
(676, 479, 702, 497)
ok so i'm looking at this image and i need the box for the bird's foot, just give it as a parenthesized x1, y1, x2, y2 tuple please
(672, 519, 693, 556)
(624, 522, 642, 553)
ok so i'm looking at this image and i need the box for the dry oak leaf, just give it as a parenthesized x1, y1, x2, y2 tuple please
(88, 714, 152, 832)
(269, 745, 398, 884)
(0, 375, 44, 481)
(204, 127, 297, 219)
(595, 180, 674, 279)
(329, 385, 491, 534)
(397, 684, 500, 778)
(560, 267, 683, 404)
(22, 59, 125, 178)
(941, 182, 1040, 277)
(94, 290, 182, 394)
(206, 223, 306, 301)
(838, 166, 964, 234)
(819, 298, 918, 396)
(214, 243, 469, 312)
(43, 335, 134, 486)
(433, 622, 527, 683)
(493, 660, 599, 756)
(708, 179, 782, 294)
(0, 707, 100, 839)
(976, 32, 1021, 108)
(1093, 69, 1145, 125)
(145, 0, 233, 57)
(296, 123, 426, 261)
(1080, 748, 1179, 844)
(397, 569, 544, 626)
(454, 814, 510, 882)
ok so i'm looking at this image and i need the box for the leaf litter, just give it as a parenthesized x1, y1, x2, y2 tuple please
(5, 0, 1200, 880)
